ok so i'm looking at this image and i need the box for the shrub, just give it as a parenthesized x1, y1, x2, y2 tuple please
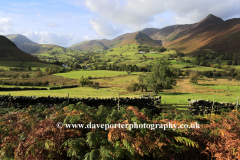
(12, 74, 19, 79)
(126, 82, 140, 92)
(19, 73, 30, 79)
(34, 81, 43, 86)
(35, 71, 43, 77)
(93, 82, 100, 89)
(87, 81, 94, 87)
(235, 75, 240, 81)
(190, 76, 198, 84)
(78, 76, 89, 87)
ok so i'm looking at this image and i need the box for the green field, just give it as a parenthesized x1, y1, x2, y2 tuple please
(1, 44, 240, 104)
(0, 86, 238, 104)
(1, 71, 239, 104)
(54, 70, 142, 79)
(0, 87, 130, 98)
(159, 93, 239, 104)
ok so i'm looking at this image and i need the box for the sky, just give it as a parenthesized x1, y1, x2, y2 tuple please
(0, 0, 239, 47)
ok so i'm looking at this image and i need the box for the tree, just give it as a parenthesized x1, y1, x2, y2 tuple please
(193, 57, 201, 65)
(146, 60, 177, 94)
(138, 74, 147, 92)
(78, 76, 89, 87)
(159, 47, 167, 52)
(190, 75, 198, 84)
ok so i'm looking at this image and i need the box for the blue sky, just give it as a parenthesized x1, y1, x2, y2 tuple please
(0, 0, 239, 47)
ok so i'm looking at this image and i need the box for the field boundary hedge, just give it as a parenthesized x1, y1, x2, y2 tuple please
(0, 85, 79, 91)
(1, 95, 239, 115)
(0, 95, 161, 113)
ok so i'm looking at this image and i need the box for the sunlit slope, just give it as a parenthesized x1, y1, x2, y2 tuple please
(68, 31, 161, 51)
(143, 14, 240, 54)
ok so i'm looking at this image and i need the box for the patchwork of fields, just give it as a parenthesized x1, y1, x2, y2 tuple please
(1, 69, 239, 104)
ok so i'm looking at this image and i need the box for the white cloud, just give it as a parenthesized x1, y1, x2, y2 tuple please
(82, 35, 98, 40)
(0, 17, 12, 26)
(37, 13, 41, 17)
(47, 22, 58, 27)
(81, 0, 240, 32)
(0, 17, 12, 33)
(85, 0, 163, 29)
(23, 31, 75, 47)
(89, 17, 123, 37)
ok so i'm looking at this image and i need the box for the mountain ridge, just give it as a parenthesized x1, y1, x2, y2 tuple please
(142, 14, 240, 54)
(5, 14, 240, 54)
(6, 34, 64, 54)
(68, 31, 162, 51)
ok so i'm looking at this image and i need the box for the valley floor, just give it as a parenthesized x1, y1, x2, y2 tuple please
(1, 70, 239, 104)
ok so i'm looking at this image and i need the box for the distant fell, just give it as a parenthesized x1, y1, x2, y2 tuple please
(68, 31, 161, 51)
(0, 35, 42, 62)
(6, 34, 36, 46)
(6, 34, 64, 54)
(19, 43, 65, 55)
(69, 40, 108, 51)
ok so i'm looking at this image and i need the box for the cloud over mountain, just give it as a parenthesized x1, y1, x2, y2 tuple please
(22, 31, 76, 47)
(83, 0, 240, 37)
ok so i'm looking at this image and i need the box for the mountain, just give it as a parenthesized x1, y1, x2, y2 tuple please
(6, 34, 64, 54)
(0, 35, 42, 62)
(69, 40, 108, 51)
(18, 43, 65, 55)
(142, 14, 240, 54)
(68, 31, 162, 51)
(5, 34, 37, 46)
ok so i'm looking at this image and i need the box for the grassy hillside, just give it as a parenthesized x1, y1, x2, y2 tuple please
(68, 31, 161, 51)
(69, 40, 108, 51)
(87, 44, 223, 71)
(6, 34, 65, 54)
(20, 43, 65, 55)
